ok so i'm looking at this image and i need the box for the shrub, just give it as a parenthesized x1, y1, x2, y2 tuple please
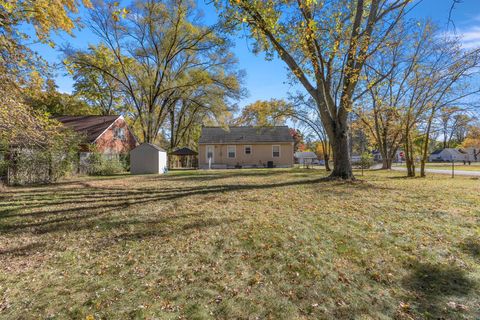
(360, 152, 374, 169)
(1, 95, 81, 185)
(87, 152, 125, 176)
(2, 132, 80, 185)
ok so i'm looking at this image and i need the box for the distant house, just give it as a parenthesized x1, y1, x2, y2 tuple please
(198, 126, 294, 169)
(367, 150, 404, 163)
(460, 147, 480, 162)
(429, 148, 468, 162)
(294, 151, 318, 165)
(56, 115, 137, 159)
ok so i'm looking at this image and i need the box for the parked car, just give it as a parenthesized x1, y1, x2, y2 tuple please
(312, 159, 325, 165)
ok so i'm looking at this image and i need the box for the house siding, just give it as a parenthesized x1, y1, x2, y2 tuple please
(198, 143, 294, 168)
(94, 118, 137, 155)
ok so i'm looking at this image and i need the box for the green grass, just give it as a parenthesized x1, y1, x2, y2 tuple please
(393, 162, 480, 171)
(0, 169, 479, 319)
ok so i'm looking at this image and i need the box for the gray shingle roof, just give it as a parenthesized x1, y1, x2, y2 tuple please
(199, 126, 294, 144)
(143, 143, 166, 152)
(170, 147, 198, 156)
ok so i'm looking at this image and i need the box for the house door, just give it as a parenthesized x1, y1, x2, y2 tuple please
(206, 145, 214, 163)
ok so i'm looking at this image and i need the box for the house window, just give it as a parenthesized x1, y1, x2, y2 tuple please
(272, 145, 280, 157)
(227, 145, 236, 158)
(114, 128, 125, 140)
(245, 145, 252, 155)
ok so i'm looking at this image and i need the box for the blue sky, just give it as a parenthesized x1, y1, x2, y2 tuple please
(30, 0, 480, 107)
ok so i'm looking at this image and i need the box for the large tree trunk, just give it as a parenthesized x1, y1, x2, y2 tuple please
(404, 136, 415, 177)
(168, 111, 175, 169)
(420, 109, 435, 177)
(330, 131, 354, 179)
(324, 153, 331, 171)
(379, 142, 391, 169)
(382, 157, 392, 170)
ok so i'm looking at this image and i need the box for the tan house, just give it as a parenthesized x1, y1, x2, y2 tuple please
(198, 126, 294, 169)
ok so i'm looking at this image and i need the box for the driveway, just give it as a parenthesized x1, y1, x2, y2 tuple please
(391, 166, 480, 177)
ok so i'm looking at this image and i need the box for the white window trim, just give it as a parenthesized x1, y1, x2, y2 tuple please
(244, 145, 252, 155)
(114, 127, 126, 140)
(227, 145, 236, 158)
(272, 145, 280, 158)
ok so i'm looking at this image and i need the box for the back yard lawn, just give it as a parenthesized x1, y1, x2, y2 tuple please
(1, 169, 479, 319)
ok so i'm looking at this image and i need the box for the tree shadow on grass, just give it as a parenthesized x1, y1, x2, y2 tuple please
(402, 261, 477, 318)
(158, 168, 321, 182)
(459, 237, 480, 261)
(0, 174, 394, 240)
(387, 175, 422, 180)
(104, 217, 242, 246)
(0, 242, 46, 257)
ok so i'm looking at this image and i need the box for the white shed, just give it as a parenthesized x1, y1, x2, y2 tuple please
(130, 143, 168, 174)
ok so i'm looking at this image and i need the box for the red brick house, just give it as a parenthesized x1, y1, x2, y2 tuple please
(56, 115, 137, 159)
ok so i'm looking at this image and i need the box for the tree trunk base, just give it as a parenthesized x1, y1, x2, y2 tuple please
(327, 170, 356, 181)
(330, 133, 354, 180)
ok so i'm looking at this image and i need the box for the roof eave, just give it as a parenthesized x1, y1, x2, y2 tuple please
(92, 115, 122, 143)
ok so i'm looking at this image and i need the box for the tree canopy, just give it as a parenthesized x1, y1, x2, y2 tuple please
(214, 0, 412, 179)
(66, 0, 243, 144)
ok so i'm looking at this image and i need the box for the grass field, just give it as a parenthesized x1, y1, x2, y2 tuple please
(393, 162, 480, 171)
(1, 169, 479, 319)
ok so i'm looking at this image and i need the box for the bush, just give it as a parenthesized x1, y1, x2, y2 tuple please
(118, 153, 130, 171)
(0, 154, 7, 177)
(87, 152, 126, 176)
(0, 153, 7, 183)
(360, 152, 374, 169)
(2, 132, 80, 185)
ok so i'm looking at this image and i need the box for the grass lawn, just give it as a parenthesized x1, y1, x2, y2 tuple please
(393, 162, 480, 171)
(1, 169, 479, 319)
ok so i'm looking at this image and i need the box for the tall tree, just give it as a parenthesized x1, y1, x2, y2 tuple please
(1, 0, 91, 148)
(23, 79, 95, 116)
(439, 107, 472, 148)
(68, 46, 123, 115)
(234, 99, 293, 126)
(462, 123, 480, 161)
(0, 0, 91, 89)
(289, 128, 305, 152)
(214, 0, 411, 179)
(67, 0, 241, 143)
(290, 94, 332, 171)
(356, 20, 480, 175)
(168, 66, 243, 150)
(399, 27, 480, 177)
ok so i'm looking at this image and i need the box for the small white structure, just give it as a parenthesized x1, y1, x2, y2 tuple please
(429, 148, 467, 162)
(294, 151, 318, 165)
(130, 143, 168, 174)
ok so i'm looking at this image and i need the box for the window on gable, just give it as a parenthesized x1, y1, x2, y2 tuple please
(227, 145, 236, 158)
(114, 128, 125, 141)
(245, 145, 252, 155)
(272, 145, 280, 157)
